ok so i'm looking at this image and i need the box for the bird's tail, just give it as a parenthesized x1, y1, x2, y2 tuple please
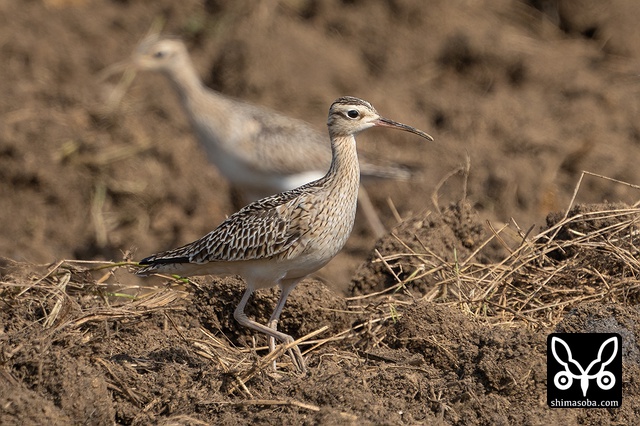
(136, 254, 190, 276)
(359, 160, 413, 181)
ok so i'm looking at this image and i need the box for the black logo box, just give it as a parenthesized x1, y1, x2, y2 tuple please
(547, 333, 622, 408)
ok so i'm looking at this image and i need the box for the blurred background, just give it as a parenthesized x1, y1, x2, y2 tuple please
(2, 0, 640, 289)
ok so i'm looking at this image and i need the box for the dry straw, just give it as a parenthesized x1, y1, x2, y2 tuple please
(357, 171, 640, 328)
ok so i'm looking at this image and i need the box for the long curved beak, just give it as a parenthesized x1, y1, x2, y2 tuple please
(96, 60, 132, 82)
(375, 117, 434, 141)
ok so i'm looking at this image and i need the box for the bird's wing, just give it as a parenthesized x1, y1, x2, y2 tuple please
(138, 186, 316, 270)
(237, 106, 331, 175)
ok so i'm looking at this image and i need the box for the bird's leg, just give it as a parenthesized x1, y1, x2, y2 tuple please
(357, 186, 386, 239)
(233, 285, 306, 373)
(267, 280, 302, 371)
(267, 281, 297, 350)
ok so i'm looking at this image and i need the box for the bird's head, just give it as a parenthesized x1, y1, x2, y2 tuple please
(327, 96, 434, 141)
(132, 35, 188, 73)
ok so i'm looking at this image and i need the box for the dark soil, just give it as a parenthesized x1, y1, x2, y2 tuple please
(2, 0, 640, 424)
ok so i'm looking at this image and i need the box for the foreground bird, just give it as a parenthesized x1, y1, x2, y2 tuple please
(137, 97, 433, 372)
(130, 34, 413, 236)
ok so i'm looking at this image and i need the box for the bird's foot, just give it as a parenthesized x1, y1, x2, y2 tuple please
(269, 334, 306, 374)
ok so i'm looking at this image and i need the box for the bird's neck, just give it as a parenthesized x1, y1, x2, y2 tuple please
(326, 134, 361, 193)
(164, 59, 206, 104)
(162, 59, 231, 143)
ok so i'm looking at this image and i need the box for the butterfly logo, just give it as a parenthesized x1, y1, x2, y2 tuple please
(551, 336, 618, 397)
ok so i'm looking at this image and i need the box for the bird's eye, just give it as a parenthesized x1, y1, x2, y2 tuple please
(347, 110, 359, 119)
(153, 51, 166, 59)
